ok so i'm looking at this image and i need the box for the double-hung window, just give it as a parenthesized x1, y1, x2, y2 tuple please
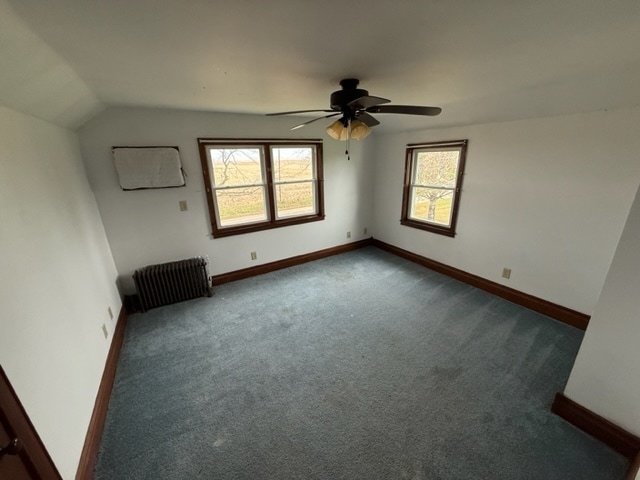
(401, 139, 467, 237)
(198, 139, 324, 237)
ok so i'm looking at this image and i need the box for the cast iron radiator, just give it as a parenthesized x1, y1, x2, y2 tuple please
(133, 257, 212, 312)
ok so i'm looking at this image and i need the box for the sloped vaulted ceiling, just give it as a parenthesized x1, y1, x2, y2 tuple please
(3, 0, 640, 131)
(0, 0, 103, 129)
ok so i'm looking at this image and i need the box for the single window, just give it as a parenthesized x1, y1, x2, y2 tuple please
(401, 140, 467, 237)
(199, 139, 324, 237)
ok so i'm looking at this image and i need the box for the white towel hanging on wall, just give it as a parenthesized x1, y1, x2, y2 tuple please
(113, 146, 185, 190)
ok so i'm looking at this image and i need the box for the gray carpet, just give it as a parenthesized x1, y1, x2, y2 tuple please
(95, 247, 628, 479)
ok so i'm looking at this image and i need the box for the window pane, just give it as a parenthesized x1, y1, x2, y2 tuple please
(409, 187, 454, 226)
(414, 150, 460, 188)
(199, 139, 324, 238)
(210, 148, 263, 187)
(215, 186, 268, 226)
(271, 147, 314, 182)
(275, 182, 315, 218)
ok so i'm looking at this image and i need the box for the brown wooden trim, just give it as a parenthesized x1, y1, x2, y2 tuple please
(264, 146, 278, 228)
(372, 239, 590, 330)
(551, 393, 640, 459)
(198, 139, 325, 239)
(198, 139, 218, 236)
(407, 139, 470, 148)
(209, 215, 325, 238)
(627, 450, 640, 480)
(400, 139, 468, 238)
(197, 138, 323, 144)
(75, 306, 129, 480)
(314, 143, 325, 221)
(112, 145, 179, 150)
(400, 218, 456, 237)
(212, 238, 373, 285)
(0, 367, 63, 479)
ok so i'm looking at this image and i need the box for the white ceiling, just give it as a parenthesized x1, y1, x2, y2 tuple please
(3, 0, 640, 131)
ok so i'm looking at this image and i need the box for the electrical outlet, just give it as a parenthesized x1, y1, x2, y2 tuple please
(179, 200, 188, 211)
(102, 323, 108, 339)
(363, 227, 368, 235)
(347, 231, 351, 238)
(108, 306, 114, 320)
(502, 268, 512, 279)
(250, 251, 257, 260)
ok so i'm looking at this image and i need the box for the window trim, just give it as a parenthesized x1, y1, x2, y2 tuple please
(400, 139, 468, 237)
(198, 138, 324, 238)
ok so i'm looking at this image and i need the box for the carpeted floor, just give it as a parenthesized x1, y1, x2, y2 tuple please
(94, 247, 628, 479)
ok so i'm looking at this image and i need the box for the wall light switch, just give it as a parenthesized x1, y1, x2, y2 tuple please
(179, 200, 188, 211)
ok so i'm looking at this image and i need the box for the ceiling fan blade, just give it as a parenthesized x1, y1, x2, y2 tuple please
(348, 95, 391, 109)
(290, 112, 340, 130)
(366, 105, 442, 116)
(266, 109, 335, 116)
(357, 112, 380, 127)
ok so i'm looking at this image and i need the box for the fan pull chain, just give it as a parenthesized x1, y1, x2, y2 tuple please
(346, 119, 351, 160)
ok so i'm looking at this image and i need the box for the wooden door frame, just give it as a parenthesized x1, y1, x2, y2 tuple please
(0, 365, 62, 479)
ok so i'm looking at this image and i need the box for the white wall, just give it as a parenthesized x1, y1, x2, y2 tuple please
(371, 107, 640, 314)
(564, 183, 640, 437)
(78, 107, 374, 294)
(2, 100, 636, 478)
(0, 105, 121, 478)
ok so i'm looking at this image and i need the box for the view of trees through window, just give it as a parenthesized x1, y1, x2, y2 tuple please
(272, 147, 316, 219)
(401, 140, 467, 237)
(211, 147, 267, 225)
(410, 150, 460, 225)
(210, 147, 315, 225)
(199, 140, 323, 237)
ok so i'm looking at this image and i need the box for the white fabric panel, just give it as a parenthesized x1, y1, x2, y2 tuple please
(113, 147, 185, 189)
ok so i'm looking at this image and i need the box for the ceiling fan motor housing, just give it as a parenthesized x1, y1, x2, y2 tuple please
(330, 78, 368, 110)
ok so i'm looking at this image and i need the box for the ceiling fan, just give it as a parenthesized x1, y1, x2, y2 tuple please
(266, 78, 442, 141)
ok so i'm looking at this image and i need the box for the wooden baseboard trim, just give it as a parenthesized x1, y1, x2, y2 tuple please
(212, 238, 373, 285)
(627, 451, 640, 480)
(551, 393, 640, 459)
(372, 239, 590, 330)
(75, 306, 129, 480)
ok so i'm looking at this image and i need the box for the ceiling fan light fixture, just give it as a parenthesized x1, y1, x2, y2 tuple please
(326, 119, 349, 140)
(325, 118, 371, 141)
(350, 119, 371, 140)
